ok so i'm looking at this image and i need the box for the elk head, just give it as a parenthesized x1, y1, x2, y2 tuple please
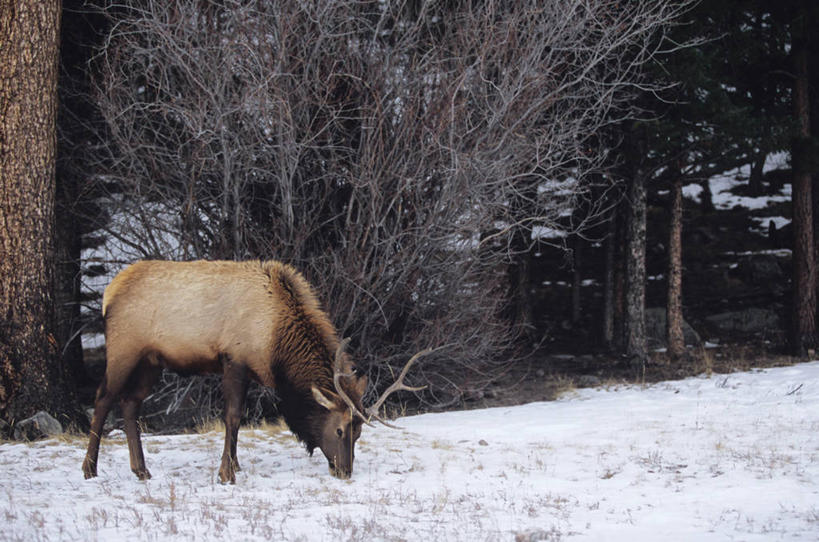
(311, 338, 429, 479)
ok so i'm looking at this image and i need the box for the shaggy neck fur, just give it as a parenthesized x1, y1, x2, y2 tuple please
(274, 373, 326, 453)
(262, 261, 361, 451)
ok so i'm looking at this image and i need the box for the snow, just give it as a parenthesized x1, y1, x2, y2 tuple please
(532, 225, 568, 240)
(708, 169, 791, 211)
(684, 151, 792, 211)
(750, 215, 789, 233)
(3, 363, 819, 541)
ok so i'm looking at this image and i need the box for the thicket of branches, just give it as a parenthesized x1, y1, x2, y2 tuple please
(80, 0, 690, 415)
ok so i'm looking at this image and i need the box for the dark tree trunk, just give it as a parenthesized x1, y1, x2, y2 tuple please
(666, 173, 685, 359)
(625, 170, 647, 363)
(810, 11, 819, 333)
(571, 235, 583, 325)
(613, 206, 626, 353)
(748, 152, 766, 197)
(699, 178, 713, 213)
(54, 174, 86, 388)
(507, 229, 535, 338)
(54, 0, 107, 391)
(603, 198, 626, 353)
(790, 12, 817, 356)
(0, 1, 85, 429)
(602, 209, 617, 350)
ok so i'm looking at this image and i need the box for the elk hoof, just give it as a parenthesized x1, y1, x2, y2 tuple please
(329, 464, 351, 480)
(133, 468, 152, 481)
(218, 468, 236, 485)
(82, 459, 97, 479)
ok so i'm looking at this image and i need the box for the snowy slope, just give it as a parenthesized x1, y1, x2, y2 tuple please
(2, 362, 817, 541)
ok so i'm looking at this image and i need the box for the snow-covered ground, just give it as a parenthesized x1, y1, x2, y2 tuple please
(683, 151, 792, 212)
(2, 362, 818, 541)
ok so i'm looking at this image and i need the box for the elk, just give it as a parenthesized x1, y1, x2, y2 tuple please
(81, 260, 427, 483)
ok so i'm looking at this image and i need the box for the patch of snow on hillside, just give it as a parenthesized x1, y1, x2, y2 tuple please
(750, 215, 790, 233)
(685, 152, 792, 211)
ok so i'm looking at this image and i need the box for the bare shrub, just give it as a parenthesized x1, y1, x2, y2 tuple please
(82, 0, 691, 417)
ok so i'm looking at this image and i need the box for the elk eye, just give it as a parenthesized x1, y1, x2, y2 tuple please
(336, 428, 343, 438)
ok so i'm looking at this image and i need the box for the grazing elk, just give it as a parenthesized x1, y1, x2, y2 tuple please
(81, 260, 426, 483)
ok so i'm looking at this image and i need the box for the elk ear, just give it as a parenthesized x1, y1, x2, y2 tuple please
(312, 386, 337, 410)
(354, 374, 368, 397)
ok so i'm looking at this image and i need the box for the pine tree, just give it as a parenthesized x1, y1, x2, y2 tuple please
(788, 4, 817, 355)
(0, 1, 85, 429)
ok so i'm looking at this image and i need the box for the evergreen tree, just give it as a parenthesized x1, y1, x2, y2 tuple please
(0, 1, 86, 430)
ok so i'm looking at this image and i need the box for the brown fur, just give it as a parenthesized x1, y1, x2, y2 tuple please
(82, 260, 366, 483)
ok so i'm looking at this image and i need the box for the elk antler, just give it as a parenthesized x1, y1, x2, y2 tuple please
(332, 338, 374, 427)
(365, 348, 431, 428)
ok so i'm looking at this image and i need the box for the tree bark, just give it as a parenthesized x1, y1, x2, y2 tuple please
(625, 170, 647, 363)
(666, 172, 685, 359)
(790, 11, 817, 356)
(809, 7, 819, 340)
(602, 209, 617, 349)
(0, 1, 84, 428)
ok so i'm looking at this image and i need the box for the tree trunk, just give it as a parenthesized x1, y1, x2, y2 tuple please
(507, 229, 534, 338)
(54, 174, 87, 389)
(54, 0, 106, 391)
(0, 1, 84, 429)
(790, 11, 817, 356)
(625, 170, 647, 363)
(602, 207, 618, 350)
(699, 178, 713, 213)
(571, 235, 582, 325)
(603, 198, 626, 353)
(809, 8, 819, 336)
(666, 173, 685, 359)
(748, 152, 766, 197)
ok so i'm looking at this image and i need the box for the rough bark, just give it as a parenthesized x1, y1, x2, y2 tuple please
(625, 170, 647, 363)
(666, 174, 685, 359)
(0, 1, 84, 428)
(808, 7, 819, 344)
(790, 13, 817, 356)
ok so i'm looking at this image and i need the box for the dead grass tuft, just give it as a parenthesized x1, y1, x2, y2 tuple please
(551, 375, 576, 399)
(252, 418, 290, 436)
(194, 418, 225, 434)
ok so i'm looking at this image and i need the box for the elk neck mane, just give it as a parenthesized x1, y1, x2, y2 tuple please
(261, 260, 356, 452)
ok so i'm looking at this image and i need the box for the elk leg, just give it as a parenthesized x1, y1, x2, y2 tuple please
(219, 358, 248, 484)
(121, 362, 160, 481)
(82, 379, 116, 479)
(122, 398, 150, 480)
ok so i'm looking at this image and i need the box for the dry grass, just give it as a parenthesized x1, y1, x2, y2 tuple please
(193, 417, 225, 434)
(549, 375, 577, 399)
(253, 418, 291, 436)
(194, 417, 291, 437)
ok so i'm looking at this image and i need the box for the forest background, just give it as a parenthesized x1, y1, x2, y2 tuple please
(1, 0, 818, 434)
